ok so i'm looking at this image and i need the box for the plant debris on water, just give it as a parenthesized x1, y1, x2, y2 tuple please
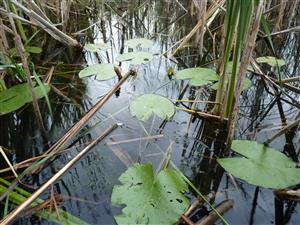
(0, 0, 300, 225)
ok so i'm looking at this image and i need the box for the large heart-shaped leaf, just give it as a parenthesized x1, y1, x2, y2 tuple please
(129, 94, 175, 121)
(217, 140, 300, 189)
(111, 164, 189, 225)
(79, 63, 116, 81)
(84, 43, 110, 52)
(125, 38, 154, 48)
(175, 67, 219, 86)
(116, 52, 153, 65)
(256, 56, 285, 67)
(0, 83, 50, 115)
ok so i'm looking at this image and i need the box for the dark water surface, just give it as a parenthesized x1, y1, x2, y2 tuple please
(1, 1, 300, 224)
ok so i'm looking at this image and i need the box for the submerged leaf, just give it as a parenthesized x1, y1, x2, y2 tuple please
(79, 63, 116, 81)
(175, 67, 219, 86)
(116, 52, 153, 65)
(217, 140, 300, 189)
(130, 94, 175, 121)
(84, 43, 110, 52)
(111, 164, 189, 225)
(210, 62, 252, 91)
(125, 38, 154, 48)
(256, 56, 285, 67)
(0, 83, 50, 115)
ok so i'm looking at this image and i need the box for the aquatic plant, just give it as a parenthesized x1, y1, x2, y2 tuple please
(218, 140, 300, 189)
(111, 164, 189, 225)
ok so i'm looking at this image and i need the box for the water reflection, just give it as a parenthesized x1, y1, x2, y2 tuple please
(1, 0, 300, 224)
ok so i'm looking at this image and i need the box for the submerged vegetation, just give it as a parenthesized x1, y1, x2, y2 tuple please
(0, 0, 300, 224)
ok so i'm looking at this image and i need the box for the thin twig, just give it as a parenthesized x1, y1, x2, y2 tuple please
(196, 200, 234, 225)
(0, 147, 18, 179)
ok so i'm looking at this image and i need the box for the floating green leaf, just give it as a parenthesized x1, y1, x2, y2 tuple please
(175, 67, 219, 86)
(256, 56, 285, 67)
(25, 46, 42, 54)
(79, 63, 116, 81)
(111, 164, 189, 225)
(84, 43, 110, 52)
(116, 52, 153, 65)
(125, 38, 154, 48)
(217, 140, 300, 189)
(0, 83, 50, 115)
(130, 94, 175, 121)
(8, 46, 42, 56)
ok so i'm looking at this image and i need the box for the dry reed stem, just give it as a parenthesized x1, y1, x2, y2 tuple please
(5, 4, 46, 131)
(195, 200, 234, 225)
(226, 0, 265, 145)
(0, 147, 18, 179)
(193, 0, 207, 58)
(274, 0, 286, 32)
(0, 70, 134, 203)
(172, 0, 224, 56)
(181, 215, 195, 225)
(0, 19, 9, 50)
(42, 70, 135, 157)
(106, 139, 133, 167)
(264, 113, 300, 144)
(177, 107, 228, 121)
(11, 0, 79, 47)
(107, 134, 164, 146)
(0, 124, 119, 225)
(0, 144, 89, 175)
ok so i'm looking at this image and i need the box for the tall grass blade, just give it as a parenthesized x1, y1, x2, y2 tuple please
(31, 63, 53, 117)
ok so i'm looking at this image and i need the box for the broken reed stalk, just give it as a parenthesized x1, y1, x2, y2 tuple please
(226, 0, 265, 146)
(193, 0, 207, 58)
(5, 2, 46, 131)
(0, 124, 119, 225)
(0, 147, 18, 179)
(42, 70, 135, 157)
(172, 0, 224, 56)
(0, 70, 135, 202)
(264, 115, 300, 145)
(10, 0, 79, 47)
(196, 200, 234, 225)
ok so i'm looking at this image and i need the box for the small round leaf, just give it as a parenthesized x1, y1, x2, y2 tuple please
(125, 38, 154, 48)
(79, 63, 116, 81)
(130, 94, 175, 121)
(84, 43, 110, 52)
(116, 52, 153, 65)
(256, 56, 285, 67)
(175, 68, 219, 87)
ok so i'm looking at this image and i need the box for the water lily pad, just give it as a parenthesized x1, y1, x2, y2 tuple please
(79, 63, 116, 81)
(256, 56, 285, 67)
(0, 83, 50, 115)
(84, 43, 110, 52)
(116, 52, 153, 65)
(217, 140, 300, 189)
(125, 38, 154, 48)
(175, 67, 219, 86)
(129, 94, 175, 121)
(111, 164, 189, 225)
